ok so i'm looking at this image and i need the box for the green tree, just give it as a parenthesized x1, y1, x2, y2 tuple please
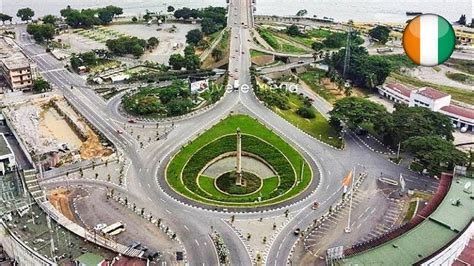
(201, 18, 220, 35)
(131, 16, 138, 23)
(131, 44, 144, 58)
(369, 25, 391, 44)
(186, 29, 204, 45)
(32, 78, 52, 93)
(403, 136, 468, 173)
(296, 106, 316, 119)
(211, 48, 224, 62)
(167, 6, 175, 13)
(0, 14, 13, 25)
(329, 97, 389, 135)
(184, 45, 196, 57)
(311, 42, 324, 51)
(17, 8, 35, 22)
(184, 54, 201, 70)
(42, 14, 57, 25)
(98, 9, 114, 24)
(389, 105, 454, 145)
(168, 54, 185, 70)
(147, 37, 159, 49)
(287, 24, 302, 36)
(26, 23, 55, 43)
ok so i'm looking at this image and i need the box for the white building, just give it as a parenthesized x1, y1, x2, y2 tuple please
(409, 87, 451, 111)
(379, 83, 474, 132)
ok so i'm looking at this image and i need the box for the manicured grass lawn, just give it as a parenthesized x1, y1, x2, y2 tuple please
(258, 28, 309, 54)
(216, 172, 261, 195)
(251, 49, 270, 58)
(199, 175, 280, 201)
(403, 200, 418, 222)
(298, 69, 337, 103)
(306, 28, 331, 38)
(274, 94, 342, 148)
(446, 72, 474, 83)
(166, 115, 312, 207)
(390, 72, 474, 105)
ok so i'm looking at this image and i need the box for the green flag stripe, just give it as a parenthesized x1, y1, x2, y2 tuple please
(437, 16, 455, 64)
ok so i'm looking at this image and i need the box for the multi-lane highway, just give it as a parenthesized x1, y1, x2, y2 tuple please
(14, 1, 441, 265)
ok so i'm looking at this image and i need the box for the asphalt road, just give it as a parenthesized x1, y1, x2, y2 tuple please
(14, 1, 441, 265)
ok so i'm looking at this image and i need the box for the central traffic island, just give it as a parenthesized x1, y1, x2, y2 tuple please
(165, 114, 314, 209)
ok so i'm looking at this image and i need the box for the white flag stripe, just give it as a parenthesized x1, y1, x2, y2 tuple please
(420, 14, 439, 66)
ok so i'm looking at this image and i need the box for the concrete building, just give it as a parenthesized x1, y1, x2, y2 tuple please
(378, 83, 474, 132)
(0, 37, 35, 92)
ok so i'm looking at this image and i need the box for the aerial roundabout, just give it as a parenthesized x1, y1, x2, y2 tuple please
(165, 114, 316, 209)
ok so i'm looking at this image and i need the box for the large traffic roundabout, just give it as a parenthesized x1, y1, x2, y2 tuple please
(163, 114, 318, 210)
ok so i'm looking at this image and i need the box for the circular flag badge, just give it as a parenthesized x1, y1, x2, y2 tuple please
(403, 14, 456, 67)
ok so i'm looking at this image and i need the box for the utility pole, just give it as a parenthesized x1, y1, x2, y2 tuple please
(345, 166, 355, 233)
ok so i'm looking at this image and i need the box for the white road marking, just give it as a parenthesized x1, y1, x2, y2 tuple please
(166, 209, 171, 214)
(195, 239, 200, 246)
(184, 225, 189, 231)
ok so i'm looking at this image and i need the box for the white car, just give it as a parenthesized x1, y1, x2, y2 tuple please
(460, 126, 468, 133)
(94, 223, 107, 231)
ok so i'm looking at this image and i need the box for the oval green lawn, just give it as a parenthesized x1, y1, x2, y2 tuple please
(165, 115, 312, 208)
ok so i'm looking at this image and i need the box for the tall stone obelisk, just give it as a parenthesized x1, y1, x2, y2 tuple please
(236, 128, 243, 186)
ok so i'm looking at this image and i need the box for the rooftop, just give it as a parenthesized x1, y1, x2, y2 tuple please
(342, 176, 474, 265)
(415, 87, 450, 100)
(385, 83, 412, 98)
(0, 37, 30, 70)
(440, 105, 474, 120)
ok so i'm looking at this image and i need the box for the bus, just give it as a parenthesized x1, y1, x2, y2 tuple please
(101, 222, 126, 236)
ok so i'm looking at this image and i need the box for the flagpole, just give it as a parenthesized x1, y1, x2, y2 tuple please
(345, 166, 355, 233)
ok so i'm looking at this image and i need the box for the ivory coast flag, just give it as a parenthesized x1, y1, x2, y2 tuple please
(342, 170, 353, 194)
(403, 14, 456, 66)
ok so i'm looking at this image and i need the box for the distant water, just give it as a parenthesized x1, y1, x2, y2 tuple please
(1, 0, 472, 23)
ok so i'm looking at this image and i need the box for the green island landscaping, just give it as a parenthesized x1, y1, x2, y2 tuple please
(165, 115, 313, 208)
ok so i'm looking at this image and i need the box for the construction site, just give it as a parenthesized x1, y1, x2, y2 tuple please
(2, 94, 114, 168)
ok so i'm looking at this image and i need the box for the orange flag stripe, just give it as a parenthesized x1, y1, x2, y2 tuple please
(403, 16, 421, 65)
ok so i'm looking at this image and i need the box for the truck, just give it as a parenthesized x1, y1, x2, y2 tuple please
(233, 79, 240, 91)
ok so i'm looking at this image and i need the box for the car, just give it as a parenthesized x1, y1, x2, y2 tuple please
(234, 68, 239, 72)
(94, 223, 107, 231)
(117, 129, 123, 134)
(293, 228, 301, 235)
(128, 119, 135, 123)
(235, 35, 238, 39)
(297, 60, 305, 64)
(235, 49, 239, 53)
(129, 241, 141, 249)
(242, 51, 245, 54)
(311, 202, 320, 210)
(460, 126, 468, 133)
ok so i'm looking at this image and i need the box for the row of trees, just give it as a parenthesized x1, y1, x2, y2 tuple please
(329, 97, 468, 172)
(60, 5, 122, 28)
(174, 6, 227, 35)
